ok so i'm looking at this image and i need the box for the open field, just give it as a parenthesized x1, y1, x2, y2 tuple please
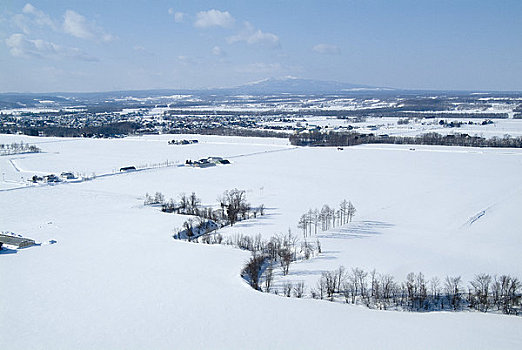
(1, 133, 521, 349)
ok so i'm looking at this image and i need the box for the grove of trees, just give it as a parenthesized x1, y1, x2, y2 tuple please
(298, 200, 356, 237)
(145, 189, 265, 240)
(0, 141, 40, 156)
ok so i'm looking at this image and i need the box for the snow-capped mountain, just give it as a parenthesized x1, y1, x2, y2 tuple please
(229, 77, 393, 94)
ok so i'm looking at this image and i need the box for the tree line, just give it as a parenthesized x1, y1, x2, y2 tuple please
(278, 266, 521, 316)
(190, 229, 321, 291)
(290, 131, 522, 148)
(145, 189, 265, 240)
(298, 200, 356, 237)
(187, 228, 521, 316)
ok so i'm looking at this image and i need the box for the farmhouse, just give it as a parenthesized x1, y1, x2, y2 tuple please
(168, 139, 199, 145)
(193, 159, 216, 168)
(0, 233, 36, 249)
(44, 174, 60, 183)
(31, 175, 43, 183)
(60, 172, 76, 179)
(186, 157, 231, 168)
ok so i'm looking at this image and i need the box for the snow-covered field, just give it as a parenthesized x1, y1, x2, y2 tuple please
(1, 133, 521, 349)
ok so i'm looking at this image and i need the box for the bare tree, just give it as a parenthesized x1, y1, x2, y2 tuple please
(445, 276, 462, 310)
(381, 274, 395, 302)
(320, 205, 331, 230)
(336, 266, 347, 293)
(298, 214, 308, 238)
(222, 189, 247, 225)
(312, 208, 320, 234)
(346, 201, 356, 222)
(179, 193, 189, 214)
(339, 199, 348, 224)
(264, 265, 274, 292)
(242, 253, 265, 290)
(322, 271, 337, 300)
(278, 248, 292, 275)
(294, 281, 305, 298)
(188, 192, 201, 215)
(283, 281, 293, 297)
(154, 192, 165, 205)
(470, 274, 492, 312)
(183, 218, 194, 240)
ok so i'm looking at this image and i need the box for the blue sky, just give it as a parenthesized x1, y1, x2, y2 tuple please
(0, 0, 521, 92)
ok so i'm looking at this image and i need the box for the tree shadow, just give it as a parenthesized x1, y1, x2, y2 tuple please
(318, 220, 394, 240)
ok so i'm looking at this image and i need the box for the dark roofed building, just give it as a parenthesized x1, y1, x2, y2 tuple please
(0, 233, 36, 249)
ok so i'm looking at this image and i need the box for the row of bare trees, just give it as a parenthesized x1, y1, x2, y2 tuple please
(298, 200, 356, 237)
(0, 141, 40, 156)
(237, 231, 321, 291)
(146, 189, 265, 227)
(145, 189, 265, 240)
(278, 267, 520, 315)
(188, 229, 321, 291)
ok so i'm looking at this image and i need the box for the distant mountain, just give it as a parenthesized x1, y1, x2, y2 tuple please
(0, 78, 396, 108)
(227, 77, 394, 94)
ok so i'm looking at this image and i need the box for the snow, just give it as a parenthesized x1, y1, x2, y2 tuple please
(1, 133, 521, 349)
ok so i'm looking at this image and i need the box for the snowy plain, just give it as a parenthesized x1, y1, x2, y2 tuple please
(1, 133, 521, 349)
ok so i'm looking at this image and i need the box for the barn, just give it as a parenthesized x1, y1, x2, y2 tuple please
(0, 233, 36, 249)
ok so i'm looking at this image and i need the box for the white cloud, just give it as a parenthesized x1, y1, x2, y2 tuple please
(212, 46, 225, 56)
(12, 14, 31, 34)
(194, 9, 234, 28)
(11, 3, 56, 34)
(63, 10, 92, 39)
(5, 33, 57, 57)
(63, 10, 114, 42)
(227, 22, 280, 48)
(22, 3, 56, 30)
(177, 55, 195, 65)
(246, 29, 279, 46)
(174, 12, 185, 23)
(313, 43, 340, 55)
(175, 13, 185, 23)
(168, 9, 185, 23)
(5, 33, 98, 61)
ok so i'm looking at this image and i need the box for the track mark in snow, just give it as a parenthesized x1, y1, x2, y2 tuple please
(228, 146, 298, 159)
(467, 210, 486, 226)
(462, 185, 522, 228)
(8, 159, 21, 172)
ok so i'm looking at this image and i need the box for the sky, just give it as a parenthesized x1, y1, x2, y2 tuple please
(0, 0, 521, 92)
